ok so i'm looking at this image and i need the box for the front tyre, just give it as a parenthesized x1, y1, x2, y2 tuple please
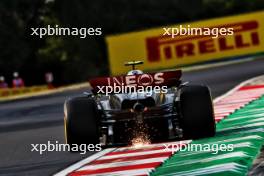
(179, 85, 215, 139)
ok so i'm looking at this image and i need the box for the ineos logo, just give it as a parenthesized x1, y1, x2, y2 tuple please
(107, 72, 165, 86)
(126, 72, 164, 86)
(137, 74, 153, 86)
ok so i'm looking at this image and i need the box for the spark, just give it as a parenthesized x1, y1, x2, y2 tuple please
(131, 135, 151, 148)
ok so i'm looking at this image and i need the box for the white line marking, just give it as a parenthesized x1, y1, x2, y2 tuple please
(77, 157, 168, 171)
(75, 168, 153, 176)
(98, 149, 170, 160)
(214, 75, 264, 103)
(54, 148, 116, 176)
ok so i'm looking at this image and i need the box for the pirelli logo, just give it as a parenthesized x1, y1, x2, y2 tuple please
(146, 21, 260, 62)
(106, 11, 264, 75)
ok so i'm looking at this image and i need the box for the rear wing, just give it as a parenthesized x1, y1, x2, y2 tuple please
(89, 70, 182, 94)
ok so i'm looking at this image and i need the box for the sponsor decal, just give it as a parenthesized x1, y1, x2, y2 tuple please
(89, 70, 181, 94)
(146, 21, 260, 62)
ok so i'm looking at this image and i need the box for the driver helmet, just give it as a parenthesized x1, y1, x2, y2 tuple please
(127, 70, 143, 75)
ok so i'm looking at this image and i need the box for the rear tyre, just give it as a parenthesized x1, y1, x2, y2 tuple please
(64, 97, 100, 145)
(179, 85, 215, 139)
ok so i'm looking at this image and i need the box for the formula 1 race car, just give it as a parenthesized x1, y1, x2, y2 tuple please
(64, 61, 215, 146)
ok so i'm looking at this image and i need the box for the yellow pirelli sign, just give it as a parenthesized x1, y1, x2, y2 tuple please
(106, 11, 264, 75)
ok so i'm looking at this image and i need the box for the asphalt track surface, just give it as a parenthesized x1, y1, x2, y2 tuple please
(0, 58, 264, 176)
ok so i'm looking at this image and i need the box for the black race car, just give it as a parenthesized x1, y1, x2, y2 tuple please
(64, 61, 215, 146)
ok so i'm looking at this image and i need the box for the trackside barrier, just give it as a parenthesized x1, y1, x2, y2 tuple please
(0, 86, 48, 97)
(106, 11, 264, 75)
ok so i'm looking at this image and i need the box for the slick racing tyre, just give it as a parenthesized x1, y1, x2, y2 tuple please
(179, 85, 215, 139)
(64, 97, 100, 145)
